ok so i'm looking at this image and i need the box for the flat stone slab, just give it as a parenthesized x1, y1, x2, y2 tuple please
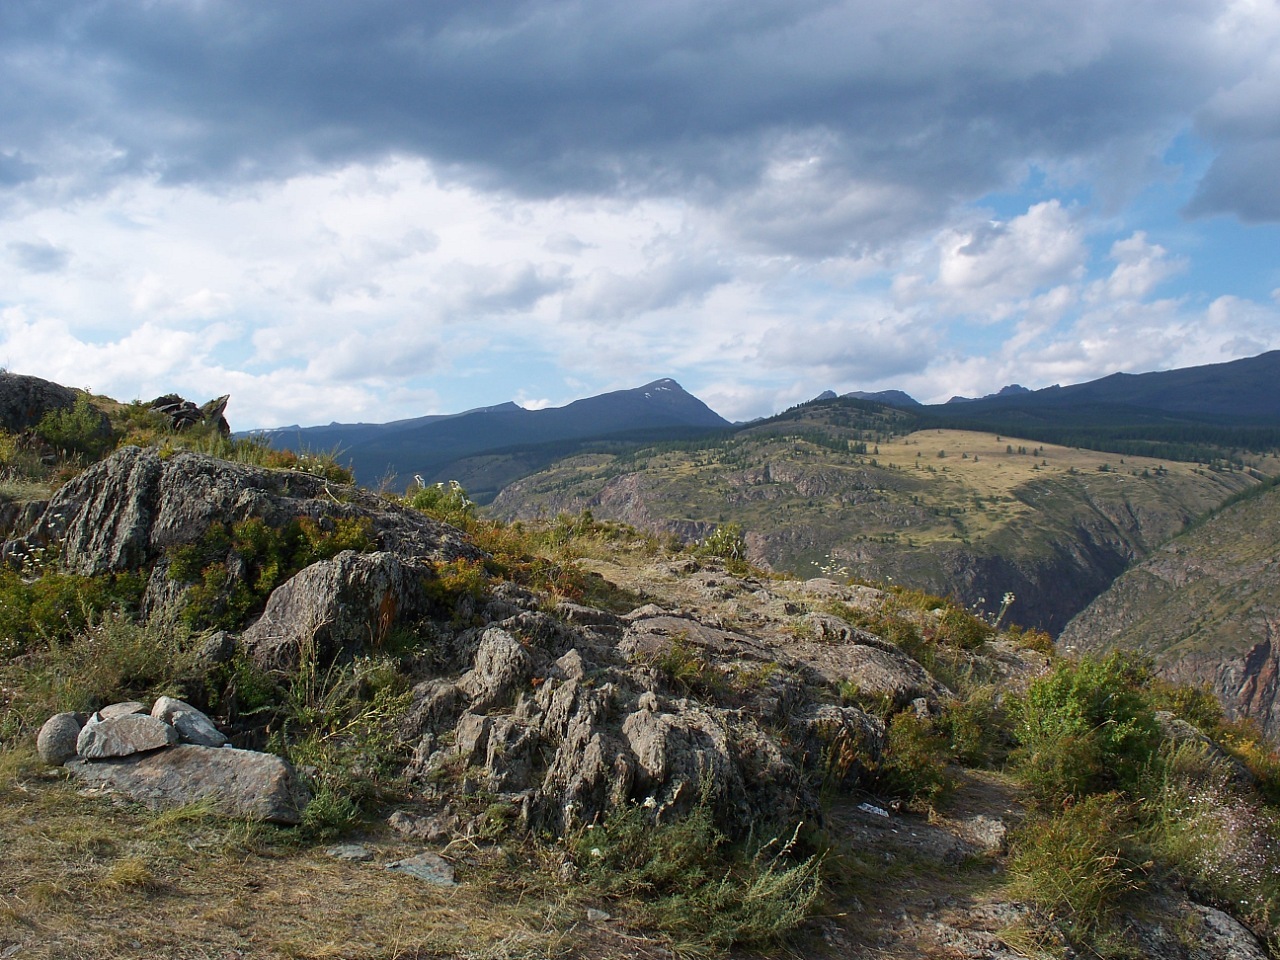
(326, 843, 374, 862)
(77, 713, 179, 759)
(386, 851, 456, 886)
(66, 744, 310, 824)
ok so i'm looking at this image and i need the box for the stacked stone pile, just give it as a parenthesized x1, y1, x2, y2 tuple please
(36, 697, 309, 824)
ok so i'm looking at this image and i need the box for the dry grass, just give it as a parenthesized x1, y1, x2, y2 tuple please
(0, 745, 655, 960)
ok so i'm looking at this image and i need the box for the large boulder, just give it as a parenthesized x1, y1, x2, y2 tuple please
(66, 745, 310, 823)
(3, 446, 483, 577)
(241, 550, 437, 670)
(0, 371, 78, 433)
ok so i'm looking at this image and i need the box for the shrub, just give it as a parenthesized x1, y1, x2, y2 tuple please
(0, 569, 144, 658)
(1014, 653, 1161, 803)
(932, 605, 993, 650)
(35, 396, 112, 459)
(270, 655, 412, 840)
(574, 794, 822, 955)
(0, 611, 201, 741)
(406, 480, 475, 527)
(167, 515, 374, 629)
(873, 711, 953, 808)
(1141, 741, 1280, 939)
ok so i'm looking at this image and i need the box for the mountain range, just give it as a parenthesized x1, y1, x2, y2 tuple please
(258, 350, 1280, 495)
(253, 378, 729, 492)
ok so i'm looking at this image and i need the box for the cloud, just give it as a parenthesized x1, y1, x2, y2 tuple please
(930, 201, 1088, 317)
(8, 239, 70, 273)
(1, 0, 1271, 241)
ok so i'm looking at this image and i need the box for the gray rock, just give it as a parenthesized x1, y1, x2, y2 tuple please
(196, 630, 237, 665)
(151, 696, 227, 747)
(456, 628, 534, 711)
(386, 851, 456, 886)
(76, 713, 179, 759)
(242, 551, 436, 670)
(66, 744, 309, 823)
(1189, 903, 1269, 960)
(98, 701, 147, 720)
(842, 644, 951, 710)
(388, 809, 460, 843)
(325, 843, 374, 862)
(4, 445, 482, 580)
(36, 713, 83, 766)
(621, 706, 743, 820)
(0, 371, 79, 433)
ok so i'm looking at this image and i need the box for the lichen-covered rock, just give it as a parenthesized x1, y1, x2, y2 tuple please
(66, 744, 309, 823)
(36, 712, 83, 766)
(456, 627, 535, 711)
(841, 644, 952, 710)
(76, 713, 179, 759)
(97, 701, 147, 720)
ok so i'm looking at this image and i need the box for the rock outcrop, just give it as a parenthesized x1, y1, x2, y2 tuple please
(2, 445, 481, 596)
(148, 393, 232, 436)
(0, 371, 79, 432)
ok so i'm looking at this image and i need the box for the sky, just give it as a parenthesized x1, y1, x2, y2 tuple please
(2, 1, 1279, 430)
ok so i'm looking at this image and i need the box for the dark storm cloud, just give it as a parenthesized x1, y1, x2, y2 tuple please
(0, 0, 1267, 241)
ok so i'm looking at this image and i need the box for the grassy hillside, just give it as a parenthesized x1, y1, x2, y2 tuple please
(490, 401, 1268, 631)
(1059, 479, 1280, 736)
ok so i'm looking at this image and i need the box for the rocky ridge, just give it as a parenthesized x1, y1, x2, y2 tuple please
(2, 443, 1275, 958)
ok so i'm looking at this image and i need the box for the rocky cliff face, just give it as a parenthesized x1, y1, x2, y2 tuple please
(1060, 484, 1280, 738)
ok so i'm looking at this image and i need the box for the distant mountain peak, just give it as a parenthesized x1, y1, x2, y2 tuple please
(813, 390, 839, 402)
(842, 389, 921, 408)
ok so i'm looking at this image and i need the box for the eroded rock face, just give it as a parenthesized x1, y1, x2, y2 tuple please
(400, 598, 884, 839)
(66, 745, 309, 824)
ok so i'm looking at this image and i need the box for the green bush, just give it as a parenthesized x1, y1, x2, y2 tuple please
(0, 610, 201, 741)
(406, 480, 476, 527)
(575, 795, 822, 955)
(1015, 653, 1161, 802)
(168, 515, 374, 629)
(35, 396, 111, 459)
(873, 711, 953, 808)
(271, 655, 412, 841)
(0, 569, 144, 658)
